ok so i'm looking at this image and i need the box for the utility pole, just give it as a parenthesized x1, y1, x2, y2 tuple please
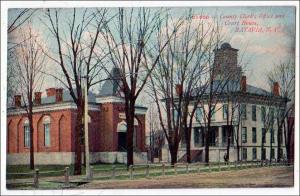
(83, 76, 91, 180)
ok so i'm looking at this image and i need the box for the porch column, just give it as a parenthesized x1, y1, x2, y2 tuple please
(191, 128, 195, 148)
(218, 126, 222, 147)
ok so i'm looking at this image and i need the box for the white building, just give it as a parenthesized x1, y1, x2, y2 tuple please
(162, 43, 287, 163)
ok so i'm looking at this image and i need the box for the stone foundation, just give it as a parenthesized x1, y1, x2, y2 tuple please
(7, 151, 148, 165)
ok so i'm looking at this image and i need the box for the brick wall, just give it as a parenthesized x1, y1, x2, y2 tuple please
(7, 102, 146, 155)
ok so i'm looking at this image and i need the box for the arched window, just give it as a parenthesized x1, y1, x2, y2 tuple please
(43, 116, 51, 147)
(24, 119, 30, 147)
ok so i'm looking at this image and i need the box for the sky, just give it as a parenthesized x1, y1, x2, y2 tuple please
(7, 6, 296, 105)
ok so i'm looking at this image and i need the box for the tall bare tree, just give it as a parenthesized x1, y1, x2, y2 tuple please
(7, 9, 37, 104)
(259, 93, 280, 162)
(101, 8, 181, 167)
(11, 25, 46, 169)
(267, 60, 295, 163)
(148, 9, 222, 164)
(43, 8, 109, 175)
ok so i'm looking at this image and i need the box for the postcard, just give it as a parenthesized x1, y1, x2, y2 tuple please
(1, 1, 299, 195)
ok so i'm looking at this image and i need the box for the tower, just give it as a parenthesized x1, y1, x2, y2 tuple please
(213, 43, 241, 81)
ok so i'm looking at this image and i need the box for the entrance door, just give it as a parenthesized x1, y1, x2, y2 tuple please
(118, 132, 127, 151)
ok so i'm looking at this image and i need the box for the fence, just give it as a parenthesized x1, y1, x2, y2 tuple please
(6, 159, 293, 189)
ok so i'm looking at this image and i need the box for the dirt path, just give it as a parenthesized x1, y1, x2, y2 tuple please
(78, 167, 294, 189)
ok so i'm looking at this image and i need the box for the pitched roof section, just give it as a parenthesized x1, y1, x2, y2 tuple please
(41, 89, 97, 105)
(195, 80, 272, 97)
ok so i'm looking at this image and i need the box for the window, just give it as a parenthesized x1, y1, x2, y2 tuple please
(270, 129, 275, 143)
(211, 107, 216, 121)
(252, 148, 257, 160)
(252, 105, 256, 121)
(262, 128, 266, 143)
(194, 127, 204, 147)
(242, 127, 247, 143)
(241, 104, 247, 120)
(43, 116, 51, 147)
(252, 127, 257, 143)
(271, 148, 275, 160)
(261, 106, 266, 122)
(223, 104, 228, 120)
(209, 127, 217, 146)
(222, 126, 234, 146)
(262, 148, 266, 160)
(44, 124, 50, 147)
(24, 124, 30, 148)
(194, 128, 200, 145)
(195, 107, 203, 121)
(242, 148, 247, 160)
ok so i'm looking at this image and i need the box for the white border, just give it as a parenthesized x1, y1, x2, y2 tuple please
(1, 1, 299, 196)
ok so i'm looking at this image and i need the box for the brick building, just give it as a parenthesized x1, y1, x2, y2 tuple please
(6, 68, 147, 165)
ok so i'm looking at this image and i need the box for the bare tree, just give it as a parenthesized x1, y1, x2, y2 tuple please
(194, 53, 240, 164)
(147, 104, 164, 162)
(222, 82, 243, 162)
(7, 9, 37, 104)
(42, 8, 108, 175)
(268, 60, 295, 163)
(101, 8, 181, 167)
(148, 9, 223, 164)
(11, 25, 46, 169)
(8, 9, 36, 35)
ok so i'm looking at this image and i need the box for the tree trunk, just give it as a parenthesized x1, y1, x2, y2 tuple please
(185, 127, 191, 163)
(204, 122, 210, 164)
(270, 130, 273, 163)
(236, 144, 240, 161)
(126, 102, 135, 168)
(29, 111, 34, 170)
(236, 126, 240, 161)
(277, 118, 282, 161)
(170, 144, 178, 165)
(226, 126, 232, 161)
(74, 102, 83, 175)
(261, 131, 265, 163)
(286, 118, 294, 164)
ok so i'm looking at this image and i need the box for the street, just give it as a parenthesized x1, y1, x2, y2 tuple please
(78, 166, 294, 189)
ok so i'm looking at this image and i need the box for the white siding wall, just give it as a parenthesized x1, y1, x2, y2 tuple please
(181, 101, 287, 162)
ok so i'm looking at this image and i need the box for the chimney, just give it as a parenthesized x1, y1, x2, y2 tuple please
(14, 95, 21, 108)
(34, 92, 42, 105)
(273, 82, 280, 96)
(55, 88, 63, 103)
(46, 88, 56, 97)
(175, 84, 183, 96)
(240, 76, 247, 92)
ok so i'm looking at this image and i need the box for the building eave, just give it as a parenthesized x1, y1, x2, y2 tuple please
(7, 101, 100, 116)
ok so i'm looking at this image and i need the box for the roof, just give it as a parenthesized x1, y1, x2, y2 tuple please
(215, 42, 239, 52)
(41, 89, 97, 105)
(221, 42, 232, 49)
(9, 67, 148, 109)
(193, 80, 273, 97)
